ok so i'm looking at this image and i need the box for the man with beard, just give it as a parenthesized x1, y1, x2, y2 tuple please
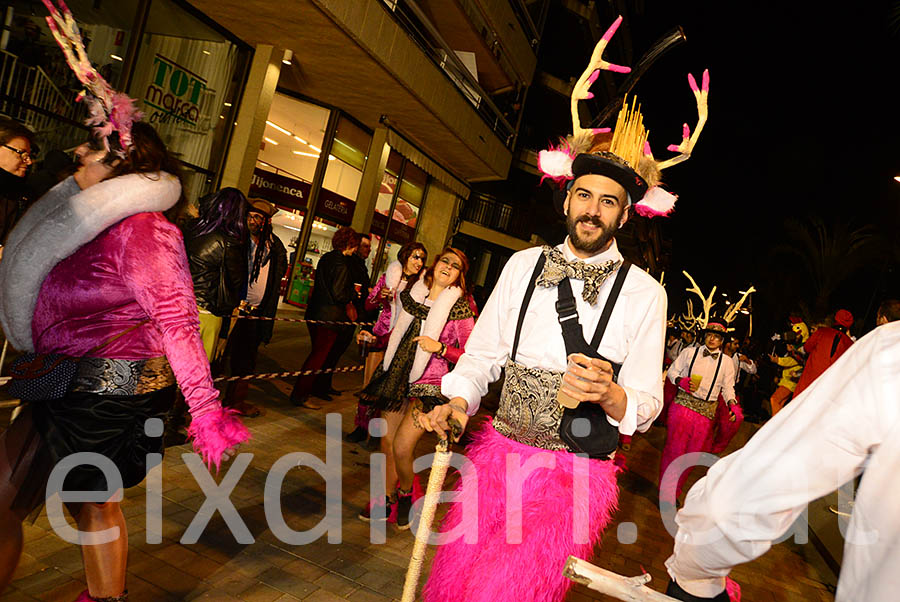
(418, 156, 668, 602)
(223, 198, 287, 416)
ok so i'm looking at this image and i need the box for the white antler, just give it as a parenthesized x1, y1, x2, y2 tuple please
(683, 271, 715, 329)
(722, 286, 756, 324)
(656, 70, 709, 170)
(570, 16, 631, 143)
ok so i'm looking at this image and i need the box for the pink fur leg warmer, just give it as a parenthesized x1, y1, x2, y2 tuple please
(711, 397, 744, 454)
(187, 407, 251, 470)
(423, 423, 620, 602)
(659, 404, 714, 502)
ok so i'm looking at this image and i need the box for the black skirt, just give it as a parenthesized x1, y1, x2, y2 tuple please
(1, 386, 176, 518)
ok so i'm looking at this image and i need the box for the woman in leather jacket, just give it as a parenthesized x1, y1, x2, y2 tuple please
(182, 188, 249, 359)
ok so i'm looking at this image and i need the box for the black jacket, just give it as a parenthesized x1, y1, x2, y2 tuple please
(183, 224, 247, 317)
(347, 254, 376, 322)
(1, 168, 32, 244)
(306, 249, 356, 330)
(253, 233, 288, 343)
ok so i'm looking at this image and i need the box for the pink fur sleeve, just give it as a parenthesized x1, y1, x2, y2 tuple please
(443, 316, 475, 364)
(120, 215, 249, 467)
(366, 273, 387, 312)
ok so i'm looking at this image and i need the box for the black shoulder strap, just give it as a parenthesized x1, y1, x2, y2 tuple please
(589, 262, 631, 349)
(511, 252, 547, 362)
(687, 345, 701, 375)
(830, 332, 842, 358)
(705, 353, 724, 401)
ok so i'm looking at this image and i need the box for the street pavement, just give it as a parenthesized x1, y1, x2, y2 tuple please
(1, 306, 838, 601)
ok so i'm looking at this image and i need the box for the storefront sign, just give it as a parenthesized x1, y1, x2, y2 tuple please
(249, 168, 354, 224)
(144, 54, 208, 126)
(372, 212, 415, 245)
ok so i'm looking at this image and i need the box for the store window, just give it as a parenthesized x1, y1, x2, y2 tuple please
(127, 0, 247, 202)
(372, 155, 428, 275)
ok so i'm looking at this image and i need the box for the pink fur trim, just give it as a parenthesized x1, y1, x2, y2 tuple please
(187, 407, 251, 471)
(726, 577, 741, 602)
(74, 591, 92, 602)
(634, 186, 677, 217)
(537, 148, 574, 183)
(424, 423, 620, 602)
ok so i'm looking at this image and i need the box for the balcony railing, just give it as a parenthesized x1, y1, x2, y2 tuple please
(462, 193, 532, 240)
(1, 50, 88, 153)
(379, 0, 517, 149)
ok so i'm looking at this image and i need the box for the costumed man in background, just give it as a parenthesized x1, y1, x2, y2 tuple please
(662, 319, 737, 504)
(767, 339, 803, 415)
(418, 16, 709, 602)
(665, 321, 900, 602)
(223, 198, 287, 416)
(793, 309, 853, 396)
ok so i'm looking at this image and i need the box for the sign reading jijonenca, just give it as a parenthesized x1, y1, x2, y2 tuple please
(144, 54, 208, 126)
(249, 168, 355, 224)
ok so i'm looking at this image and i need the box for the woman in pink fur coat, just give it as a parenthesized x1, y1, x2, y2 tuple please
(0, 124, 249, 601)
(357, 248, 475, 529)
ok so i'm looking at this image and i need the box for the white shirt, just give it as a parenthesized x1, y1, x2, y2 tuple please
(245, 237, 270, 308)
(665, 322, 900, 601)
(667, 344, 736, 403)
(666, 338, 684, 363)
(441, 239, 667, 435)
(729, 351, 757, 384)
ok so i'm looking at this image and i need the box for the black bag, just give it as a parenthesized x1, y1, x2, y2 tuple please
(555, 266, 630, 459)
(6, 320, 150, 402)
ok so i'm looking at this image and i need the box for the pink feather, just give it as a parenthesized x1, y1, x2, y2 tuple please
(726, 577, 741, 602)
(187, 407, 251, 471)
(634, 186, 677, 218)
(423, 423, 620, 602)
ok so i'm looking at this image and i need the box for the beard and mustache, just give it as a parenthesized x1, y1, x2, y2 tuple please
(566, 211, 620, 254)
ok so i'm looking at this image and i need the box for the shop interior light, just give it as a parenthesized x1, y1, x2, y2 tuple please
(282, 49, 293, 65)
(282, 225, 302, 232)
(308, 144, 321, 153)
(202, 50, 211, 55)
(110, 54, 123, 61)
(224, 102, 232, 107)
(895, 176, 900, 183)
(219, 115, 224, 119)
(293, 135, 308, 145)
(292, 151, 319, 157)
(266, 120, 291, 135)
(257, 160, 271, 167)
(328, 155, 335, 160)
(264, 137, 279, 145)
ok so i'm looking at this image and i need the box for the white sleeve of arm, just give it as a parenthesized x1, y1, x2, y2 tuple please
(667, 347, 689, 384)
(610, 285, 667, 434)
(441, 255, 523, 415)
(720, 362, 737, 402)
(741, 359, 757, 375)
(665, 327, 895, 597)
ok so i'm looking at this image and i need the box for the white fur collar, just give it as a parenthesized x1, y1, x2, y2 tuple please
(0, 173, 181, 351)
(382, 278, 462, 383)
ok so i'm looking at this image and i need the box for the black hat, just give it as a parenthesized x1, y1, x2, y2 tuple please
(570, 151, 649, 203)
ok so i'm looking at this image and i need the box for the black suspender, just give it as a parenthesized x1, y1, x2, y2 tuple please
(511, 253, 546, 363)
(686, 346, 723, 402)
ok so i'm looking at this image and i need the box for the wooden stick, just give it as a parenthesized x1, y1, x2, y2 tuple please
(564, 556, 679, 602)
(401, 435, 456, 602)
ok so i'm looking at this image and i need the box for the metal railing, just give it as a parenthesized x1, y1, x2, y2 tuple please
(1, 50, 87, 153)
(379, 0, 517, 149)
(462, 193, 532, 240)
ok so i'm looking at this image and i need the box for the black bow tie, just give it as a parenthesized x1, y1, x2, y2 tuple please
(535, 246, 621, 304)
(703, 349, 720, 359)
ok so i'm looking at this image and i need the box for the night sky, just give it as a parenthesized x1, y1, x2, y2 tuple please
(543, 2, 900, 337)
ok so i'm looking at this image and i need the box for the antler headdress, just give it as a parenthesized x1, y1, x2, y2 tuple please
(537, 16, 709, 218)
(42, 0, 142, 154)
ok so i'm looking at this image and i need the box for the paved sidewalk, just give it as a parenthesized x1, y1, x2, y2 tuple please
(1, 314, 838, 601)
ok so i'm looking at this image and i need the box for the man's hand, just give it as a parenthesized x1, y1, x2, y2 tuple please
(419, 399, 469, 441)
(561, 355, 627, 422)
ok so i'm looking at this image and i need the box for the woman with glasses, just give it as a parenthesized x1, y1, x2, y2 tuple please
(357, 248, 475, 529)
(346, 242, 428, 444)
(0, 117, 35, 247)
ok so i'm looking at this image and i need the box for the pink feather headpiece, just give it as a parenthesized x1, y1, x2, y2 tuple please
(42, 0, 142, 155)
(537, 15, 710, 218)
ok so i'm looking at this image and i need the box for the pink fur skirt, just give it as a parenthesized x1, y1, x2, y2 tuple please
(423, 423, 620, 602)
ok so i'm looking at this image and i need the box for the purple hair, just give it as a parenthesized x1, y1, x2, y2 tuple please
(192, 187, 248, 240)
